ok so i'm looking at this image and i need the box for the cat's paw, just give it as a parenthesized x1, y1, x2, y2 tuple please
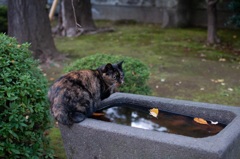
(71, 112, 86, 123)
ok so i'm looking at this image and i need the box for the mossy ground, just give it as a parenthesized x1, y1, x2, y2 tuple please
(45, 20, 240, 158)
(48, 127, 66, 159)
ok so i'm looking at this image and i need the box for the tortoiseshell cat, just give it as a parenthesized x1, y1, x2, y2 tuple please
(48, 61, 124, 126)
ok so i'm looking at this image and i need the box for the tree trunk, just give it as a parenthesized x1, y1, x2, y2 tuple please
(56, 0, 96, 37)
(78, 0, 96, 30)
(8, 0, 59, 62)
(206, 0, 220, 44)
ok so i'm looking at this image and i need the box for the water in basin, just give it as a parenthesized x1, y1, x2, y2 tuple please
(92, 106, 226, 138)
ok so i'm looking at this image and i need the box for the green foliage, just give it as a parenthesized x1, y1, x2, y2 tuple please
(0, 34, 53, 158)
(65, 54, 151, 95)
(228, 0, 240, 27)
(0, 6, 7, 33)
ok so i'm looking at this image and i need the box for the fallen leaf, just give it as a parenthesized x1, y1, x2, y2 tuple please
(160, 78, 165, 82)
(43, 130, 50, 136)
(194, 117, 208, 125)
(50, 77, 55, 81)
(228, 88, 233, 91)
(211, 79, 224, 83)
(217, 79, 224, 83)
(92, 112, 105, 116)
(219, 58, 226, 62)
(149, 108, 159, 118)
(175, 81, 182, 86)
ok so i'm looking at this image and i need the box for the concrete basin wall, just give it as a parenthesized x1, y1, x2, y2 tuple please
(59, 93, 240, 159)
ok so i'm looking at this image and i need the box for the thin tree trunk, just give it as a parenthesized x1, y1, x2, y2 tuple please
(8, 0, 59, 62)
(206, 0, 220, 44)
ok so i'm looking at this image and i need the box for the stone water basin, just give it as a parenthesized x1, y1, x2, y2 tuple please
(59, 93, 240, 159)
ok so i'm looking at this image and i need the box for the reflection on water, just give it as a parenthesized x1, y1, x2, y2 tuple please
(92, 107, 226, 138)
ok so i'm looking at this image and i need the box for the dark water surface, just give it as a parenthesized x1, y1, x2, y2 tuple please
(92, 106, 226, 138)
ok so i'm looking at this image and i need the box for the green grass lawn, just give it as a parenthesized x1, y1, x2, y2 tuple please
(47, 20, 240, 158)
(54, 21, 240, 106)
(48, 127, 67, 159)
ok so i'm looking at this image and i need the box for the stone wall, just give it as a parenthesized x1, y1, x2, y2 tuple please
(91, 0, 233, 28)
(0, 0, 7, 5)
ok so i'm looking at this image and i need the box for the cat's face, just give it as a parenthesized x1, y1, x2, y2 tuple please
(101, 61, 124, 87)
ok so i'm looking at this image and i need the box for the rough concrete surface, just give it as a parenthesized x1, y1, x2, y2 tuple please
(60, 93, 240, 159)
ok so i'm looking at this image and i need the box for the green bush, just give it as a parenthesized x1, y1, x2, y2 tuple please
(0, 6, 7, 33)
(65, 54, 151, 95)
(0, 34, 53, 158)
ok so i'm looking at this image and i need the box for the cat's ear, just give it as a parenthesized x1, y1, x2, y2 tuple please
(103, 63, 114, 73)
(117, 61, 124, 69)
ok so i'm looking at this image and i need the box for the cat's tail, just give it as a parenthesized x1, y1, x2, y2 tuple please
(51, 104, 73, 126)
(51, 104, 86, 126)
